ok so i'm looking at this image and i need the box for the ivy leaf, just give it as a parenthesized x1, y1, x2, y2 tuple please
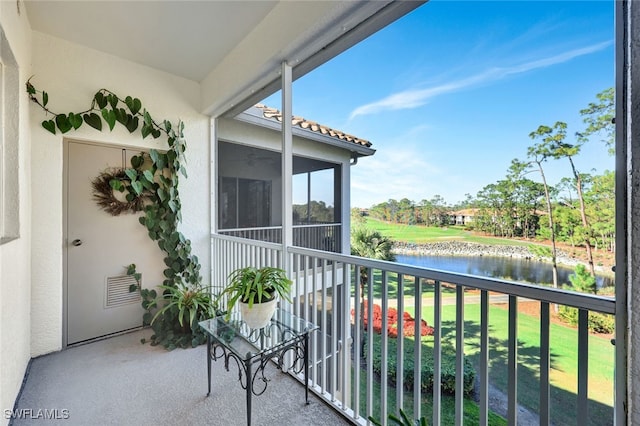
(42, 120, 56, 134)
(142, 170, 154, 182)
(101, 108, 116, 131)
(26, 80, 36, 95)
(180, 167, 188, 178)
(95, 92, 107, 109)
(131, 155, 143, 169)
(68, 112, 83, 130)
(152, 129, 162, 139)
(108, 93, 118, 109)
(83, 113, 102, 131)
(124, 168, 138, 181)
(149, 149, 159, 165)
(125, 96, 142, 115)
(126, 116, 139, 133)
(143, 110, 152, 126)
(55, 114, 72, 133)
(141, 123, 152, 139)
(131, 180, 144, 195)
(168, 200, 177, 213)
(164, 120, 172, 132)
(109, 179, 123, 191)
(157, 188, 167, 202)
(42, 91, 48, 107)
(115, 108, 129, 126)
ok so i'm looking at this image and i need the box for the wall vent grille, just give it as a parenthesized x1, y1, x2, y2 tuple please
(105, 275, 141, 308)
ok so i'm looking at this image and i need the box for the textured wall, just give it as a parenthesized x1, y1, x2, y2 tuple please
(0, 1, 32, 422)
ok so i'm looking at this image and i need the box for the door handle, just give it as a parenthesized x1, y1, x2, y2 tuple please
(71, 239, 83, 247)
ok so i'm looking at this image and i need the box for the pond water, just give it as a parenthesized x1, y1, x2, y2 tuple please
(395, 254, 614, 289)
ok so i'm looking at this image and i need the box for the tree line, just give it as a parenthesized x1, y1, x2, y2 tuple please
(365, 88, 614, 286)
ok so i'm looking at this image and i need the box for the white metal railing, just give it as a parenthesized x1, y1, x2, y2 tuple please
(218, 223, 342, 252)
(211, 234, 618, 426)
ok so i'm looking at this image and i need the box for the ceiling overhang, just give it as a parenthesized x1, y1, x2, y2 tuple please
(24, 1, 425, 117)
(204, 1, 425, 117)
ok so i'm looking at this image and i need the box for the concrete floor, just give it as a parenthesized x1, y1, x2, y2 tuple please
(12, 330, 351, 426)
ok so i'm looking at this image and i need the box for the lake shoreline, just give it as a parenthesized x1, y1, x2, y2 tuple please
(392, 241, 613, 275)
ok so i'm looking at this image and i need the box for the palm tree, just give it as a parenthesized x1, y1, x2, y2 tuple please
(350, 226, 395, 356)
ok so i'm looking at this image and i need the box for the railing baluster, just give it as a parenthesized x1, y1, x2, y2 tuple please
(578, 309, 589, 425)
(414, 275, 422, 420)
(540, 301, 550, 426)
(381, 271, 389, 423)
(480, 290, 489, 426)
(331, 260, 338, 401)
(433, 280, 442, 426)
(396, 274, 404, 416)
(366, 268, 374, 422)
(353, 265, 361, 419)
(508, 295, 518, 425)
(455, 285, 464, 426)
(312, 255, 319, 386)
(341, 262, 349, 411)
(321, 258, 328, 393)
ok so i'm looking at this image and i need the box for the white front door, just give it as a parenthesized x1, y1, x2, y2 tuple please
(65, 141, 164, 345)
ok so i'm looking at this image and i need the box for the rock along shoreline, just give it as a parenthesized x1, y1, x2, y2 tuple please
(392, 241, 611, 274)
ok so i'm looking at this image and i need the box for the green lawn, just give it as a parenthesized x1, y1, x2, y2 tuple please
(403, 302, 615, 426)
(364, 217, 532, 246)
(354, 364, 508, 426)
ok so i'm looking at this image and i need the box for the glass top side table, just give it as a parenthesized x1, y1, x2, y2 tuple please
(199, 308, 318, 426)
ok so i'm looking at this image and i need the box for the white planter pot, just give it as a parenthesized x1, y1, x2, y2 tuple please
(239, 298, 277, 329)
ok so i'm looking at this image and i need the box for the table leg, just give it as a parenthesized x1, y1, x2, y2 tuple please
(246, 358, 252, 426)
(206, 335, 211, 396)
(304, 332, 310, 405)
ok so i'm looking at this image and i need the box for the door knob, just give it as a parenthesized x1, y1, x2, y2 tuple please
(71, 239, 83, 247)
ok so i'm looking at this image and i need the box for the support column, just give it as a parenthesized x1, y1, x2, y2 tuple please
(210, 117, 219, 292)
(281, 61, 293, 276)
(618, 1, 639, 423)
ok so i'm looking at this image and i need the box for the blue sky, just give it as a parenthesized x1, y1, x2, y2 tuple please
(264, 1, 615, 208)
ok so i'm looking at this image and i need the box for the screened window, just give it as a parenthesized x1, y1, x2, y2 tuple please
(219, 177, 271, 229)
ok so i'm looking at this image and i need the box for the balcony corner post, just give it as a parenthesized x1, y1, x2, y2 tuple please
(281, 61, 293, 279)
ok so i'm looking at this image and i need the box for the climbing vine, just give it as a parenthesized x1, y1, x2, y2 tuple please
(27, 79, 216, 349)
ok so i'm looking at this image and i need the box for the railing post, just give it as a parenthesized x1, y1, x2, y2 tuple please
(455, 286, 465, 426)
(281, 60, 293, 275)
(479, 290, 489, 426)
(507, 296, 518, 425)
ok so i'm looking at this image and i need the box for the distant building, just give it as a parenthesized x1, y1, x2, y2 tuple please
(450, 208, 478, 226)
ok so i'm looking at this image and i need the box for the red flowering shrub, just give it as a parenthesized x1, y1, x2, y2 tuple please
(351, 300, 434, 339)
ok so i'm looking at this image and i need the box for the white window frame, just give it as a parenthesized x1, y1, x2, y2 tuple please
(0, 26, 20, 244)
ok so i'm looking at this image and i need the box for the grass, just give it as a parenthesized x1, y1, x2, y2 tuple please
(364, 217, 532, 246)
(404, 302, 615, 426)
(352, 346, 508, 426)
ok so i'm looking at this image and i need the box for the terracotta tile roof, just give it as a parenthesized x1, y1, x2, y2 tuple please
(254, 103, 372, 148)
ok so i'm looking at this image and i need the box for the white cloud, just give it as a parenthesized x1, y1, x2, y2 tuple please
(349, 40, 612, 119)
(350, 146, 445, 207)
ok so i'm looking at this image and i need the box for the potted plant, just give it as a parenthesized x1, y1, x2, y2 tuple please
(220, 266, 292, 329)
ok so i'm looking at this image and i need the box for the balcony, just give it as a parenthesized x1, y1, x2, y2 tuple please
(212, 234, 618, 425)
(10, 234, 618, 425)
(12, 329, 350, 425)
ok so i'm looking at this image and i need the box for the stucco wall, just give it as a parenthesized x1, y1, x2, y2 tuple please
(29, 32, 210, 356)
(0, 1, 32, 421)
